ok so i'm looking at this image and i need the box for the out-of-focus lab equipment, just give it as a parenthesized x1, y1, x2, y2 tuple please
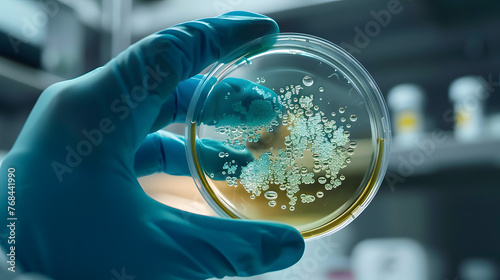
(449, 76, 487, 143)
(387, 84, 426, 148)
(351, 239, 428, 280)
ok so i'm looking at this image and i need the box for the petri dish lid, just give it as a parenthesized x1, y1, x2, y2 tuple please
(185, 33, 391, 240)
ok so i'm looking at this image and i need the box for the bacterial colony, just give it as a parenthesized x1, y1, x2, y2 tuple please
(210, 75, 357, 211)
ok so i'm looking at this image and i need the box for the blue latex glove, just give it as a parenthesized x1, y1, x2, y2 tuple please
(0, 12, 304, 280)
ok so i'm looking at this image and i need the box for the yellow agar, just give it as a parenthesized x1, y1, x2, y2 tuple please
(190, 121, 385, 239)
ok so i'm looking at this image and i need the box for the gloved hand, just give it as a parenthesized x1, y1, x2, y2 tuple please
(0, 11, 304, 280)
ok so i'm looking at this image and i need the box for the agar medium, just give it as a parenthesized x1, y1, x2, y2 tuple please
(185, 33, 391, 239)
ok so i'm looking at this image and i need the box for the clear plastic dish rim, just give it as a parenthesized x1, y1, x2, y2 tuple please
(185, 33, 392, 241)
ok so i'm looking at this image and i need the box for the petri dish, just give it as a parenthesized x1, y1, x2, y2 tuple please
(185, 33, 391, 240)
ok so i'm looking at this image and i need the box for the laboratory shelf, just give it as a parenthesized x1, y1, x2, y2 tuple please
(0, 55, 63, 93)
(387, 133, 500, 177)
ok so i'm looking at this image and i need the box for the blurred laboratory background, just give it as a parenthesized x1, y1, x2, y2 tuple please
(1, 0, 500, 279)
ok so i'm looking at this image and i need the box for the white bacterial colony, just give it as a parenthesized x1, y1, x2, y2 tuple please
(214, 86, 280, 150)
(214, 75, 357, 211)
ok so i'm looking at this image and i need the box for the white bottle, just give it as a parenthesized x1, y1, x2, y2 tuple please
(387, 84, 426, 148)
(449, 76, 487, 142)
(352, 238, 428, 280)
